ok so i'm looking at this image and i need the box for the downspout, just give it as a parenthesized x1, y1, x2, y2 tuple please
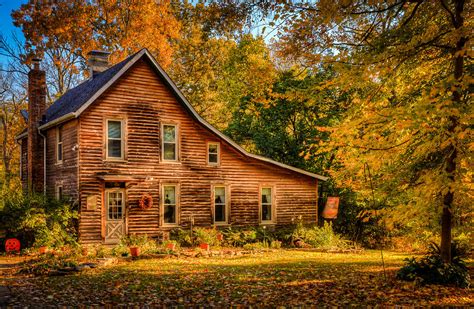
(38, 128, 47, 195)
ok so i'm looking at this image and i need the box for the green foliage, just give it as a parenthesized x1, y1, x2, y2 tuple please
(170, 228, 194, 247)
(0, 192, 78, 249)
(292, 221, 350, 250)
(120, 234, 149, 247)
(397, 242, 470, 288)
(194, 227, 221, 246)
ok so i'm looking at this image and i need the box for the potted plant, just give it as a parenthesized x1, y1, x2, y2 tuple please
(165, 240, 177, 251)
(217, 233, 224, 242)
(199, 243, 210, 251)
(122, 234, 146, 257)
(81, 245, 89, 256)
(35, 230, 52, 254)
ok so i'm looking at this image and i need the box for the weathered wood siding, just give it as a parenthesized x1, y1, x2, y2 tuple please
(20, 137, 28, 191)
(45, 119, 79, 201)
(78, 58, 318, 243)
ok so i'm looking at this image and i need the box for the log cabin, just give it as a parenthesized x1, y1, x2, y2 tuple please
(17, 49, 327, 244)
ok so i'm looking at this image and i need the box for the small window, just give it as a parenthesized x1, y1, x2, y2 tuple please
(162, 124, 177, 161)
(163, 185, 178, 225)
(107, 120, 123, 159)
(261, 187, 273, 223)
(56, 185, 63, 200)
(57, 126, 63, 163)
(208, 143, 220, 165)
(213, 186, 227, 224)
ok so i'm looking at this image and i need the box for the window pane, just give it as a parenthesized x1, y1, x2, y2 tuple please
(163, 143, 176, 160)
(57, 144, 63, 161)
(214, 187, 225, 204)
(262, 204, 272, 221)
(208, 144, 218, 154)
(262, 188, 271, 204)
(58, 127, 63, 142)
(164, 205, 176, 223)
(163, 125, 176, 142)
(164, 186, 176, 204)
(215, 204, 225, 222)
(209, 153, 218, 163)
(108, 121, 121, 139)
(108, 140, 122, 157)
(108, 192, 123, 220)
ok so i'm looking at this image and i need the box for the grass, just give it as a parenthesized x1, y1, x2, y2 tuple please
(1, 250, 472, 306)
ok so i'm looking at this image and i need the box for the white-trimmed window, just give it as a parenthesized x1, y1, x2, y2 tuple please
(56, 185, 63, 200)
(207, 142, 220, 165)
(106, 120, 124, 159)
(260, 187, 275, 223)
(162, 185, 179, 226)
(162, 124, 178, 161)
(213, 186, 228, 224)
(56, 125, 63, 163)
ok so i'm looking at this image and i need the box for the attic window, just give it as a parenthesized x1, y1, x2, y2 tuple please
(106, 120, 124, 159)
(208, 142, 220, 165)
(162, 124, 178, 161)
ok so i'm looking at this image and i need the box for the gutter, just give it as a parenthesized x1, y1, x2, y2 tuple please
(38, 112, 75, 131)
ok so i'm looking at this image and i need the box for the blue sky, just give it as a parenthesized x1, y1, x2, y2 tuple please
(0, 0, 26, 65)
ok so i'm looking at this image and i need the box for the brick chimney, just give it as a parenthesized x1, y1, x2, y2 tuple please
(27, 58, 46, 193)
(87, 50, 111, 77)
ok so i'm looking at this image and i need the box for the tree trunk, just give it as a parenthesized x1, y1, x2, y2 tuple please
(440, 0, 466, 263)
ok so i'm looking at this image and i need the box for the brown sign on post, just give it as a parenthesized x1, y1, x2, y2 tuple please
(322, 197, 340, 219)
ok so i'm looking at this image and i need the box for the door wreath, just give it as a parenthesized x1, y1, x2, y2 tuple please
(139, 194, 153, 210)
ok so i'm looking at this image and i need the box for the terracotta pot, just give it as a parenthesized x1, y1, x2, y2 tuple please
(199, 243, 210, 251)
(166, 243, 176, 250)
(129, 247, 140, 257)
(217, 234, 224, 241)
(39, 246, 48, 254)
(81, 247, 89, 256)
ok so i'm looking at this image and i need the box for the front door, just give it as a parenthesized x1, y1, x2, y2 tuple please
(105, 189, 125, 244)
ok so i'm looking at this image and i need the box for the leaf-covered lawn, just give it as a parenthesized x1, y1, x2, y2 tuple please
(1, 250, 472, 306)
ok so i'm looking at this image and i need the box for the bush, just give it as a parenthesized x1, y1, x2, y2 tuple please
(194, 227, 221, 246)
(291, 221, 349, 249)
(170, 228, 194, 246)
(397, 242, 470, 288)
(0, 193, 78, 249)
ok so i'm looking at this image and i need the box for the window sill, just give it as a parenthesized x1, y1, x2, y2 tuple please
(161, 160, 182, 165)
(104, 158, 127, 163)
(213, 222, 230, 226)
(260, 221, 276, 226)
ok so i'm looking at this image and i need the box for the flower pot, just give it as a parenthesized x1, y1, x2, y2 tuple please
(217, 234, 224, 241)
(166, 243, 176, 251)
(199, 243, 210, 251)
(129, 247, 140, 257)
(81, 247, 89, 256)
(39, 246, 48, 254)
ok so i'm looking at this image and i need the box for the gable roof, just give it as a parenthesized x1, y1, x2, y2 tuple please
(39, 49, 328, 181)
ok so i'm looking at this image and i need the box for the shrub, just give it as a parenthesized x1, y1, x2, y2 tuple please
(194, 227, 221, 246)
(291, 221, 349, 249)
(170, 228, 194, 247)
(397, 242, 470, 288)
(222, 227, 258, 247)
(0, 193, 78, 249)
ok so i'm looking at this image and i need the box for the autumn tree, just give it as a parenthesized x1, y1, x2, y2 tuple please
(12, 0, 180, 98)
(257, 0, 472, 261)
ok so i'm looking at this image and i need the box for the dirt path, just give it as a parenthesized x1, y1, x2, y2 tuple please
(0, 256, 26, 306)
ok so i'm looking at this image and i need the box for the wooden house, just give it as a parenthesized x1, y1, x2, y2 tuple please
(17, 49, 327, 244)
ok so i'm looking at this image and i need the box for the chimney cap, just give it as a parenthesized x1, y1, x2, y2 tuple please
(32, 58, 42, 69)
(87, 50, 111, 57)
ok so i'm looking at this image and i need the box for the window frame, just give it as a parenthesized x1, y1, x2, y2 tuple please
(105, 119, 125, 161)
(161, 123, 179, 162)
(56, 184, 63, 200)
(212, 184, 229, 225)
(207, 142, 220, 166)
(259, 185, 276, 224)
(56, 125, 63, 164)
(161, 183, 180, 227)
